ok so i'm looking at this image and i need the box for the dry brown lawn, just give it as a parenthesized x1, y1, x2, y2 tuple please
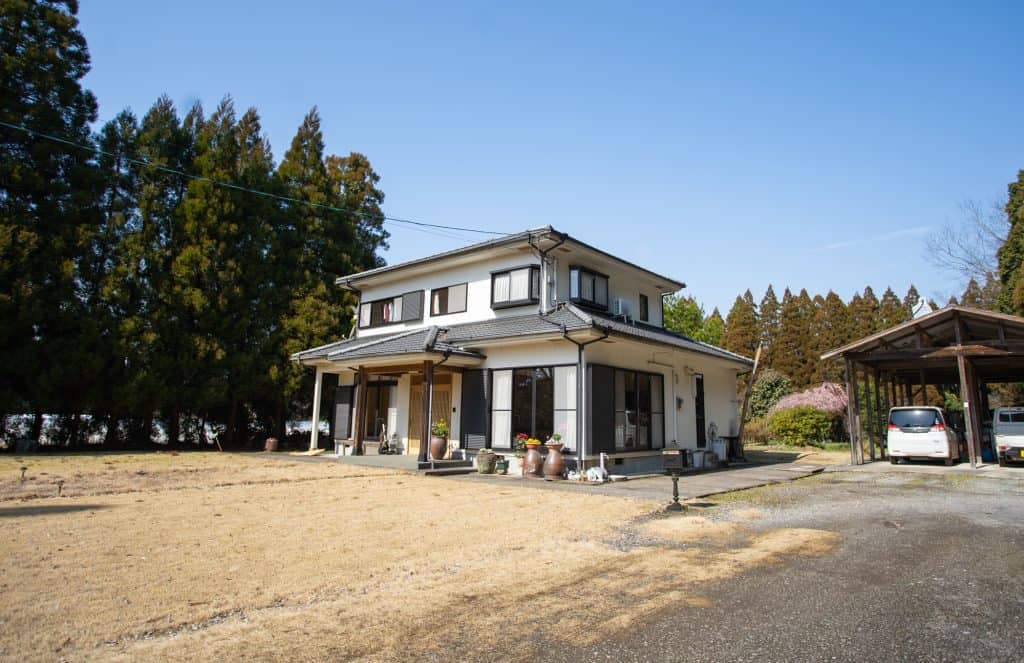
(0, 453, 842, 662)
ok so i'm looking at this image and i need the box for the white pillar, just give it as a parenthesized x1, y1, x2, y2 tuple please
(309, 365, 324, 451)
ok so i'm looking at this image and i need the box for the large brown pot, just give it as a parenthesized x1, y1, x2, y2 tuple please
(429, 435, 448, 460)
(543, 442, 565, 480)
(524, 443, 543, 477)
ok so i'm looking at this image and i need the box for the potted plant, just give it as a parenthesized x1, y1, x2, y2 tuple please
(510, 434, 528, 476)
(476, 448, 497, 474)
(543, 433, 565, 481)
(494, 455, 508, 475)
(523, 436, 544, 478)
(429, 419, 449, 460)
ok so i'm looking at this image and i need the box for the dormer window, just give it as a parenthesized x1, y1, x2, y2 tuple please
(569, 266, 609, 310)
(358, 291, 424, 328)
(491, 266, 540, 309)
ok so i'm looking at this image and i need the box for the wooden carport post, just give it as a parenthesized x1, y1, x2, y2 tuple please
(864, 367, 876, 461)
(953, 312, 980, 468)
(418, 360, 434, 463)
(844, 358, 863, 465)
(874, 368, 885, 459)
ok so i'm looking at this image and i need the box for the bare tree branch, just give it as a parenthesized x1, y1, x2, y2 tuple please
(924, 197, 1009, 284)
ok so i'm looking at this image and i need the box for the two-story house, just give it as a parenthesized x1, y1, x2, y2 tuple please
(292, 227, 753, 474)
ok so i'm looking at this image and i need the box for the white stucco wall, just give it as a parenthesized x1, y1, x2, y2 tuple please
(584, 339, 742, 451)
(355, 253, 542, 337)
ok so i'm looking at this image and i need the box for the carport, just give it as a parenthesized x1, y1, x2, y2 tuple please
(821, 306, 1024, 468)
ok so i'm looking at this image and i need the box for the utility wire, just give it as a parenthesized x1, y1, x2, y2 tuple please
(0, 118, 510, 237)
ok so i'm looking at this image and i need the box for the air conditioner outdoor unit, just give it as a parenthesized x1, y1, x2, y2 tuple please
(613, 298, 630, 317)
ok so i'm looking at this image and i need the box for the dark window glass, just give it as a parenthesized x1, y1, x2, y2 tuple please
(889, 409, 941, 428)
(512, 369, 534, 437)
(570, 267, 610, 310)
(639, 294, 649, 321)
(533, 367, 554, 440)
(510, 367, 555, 440)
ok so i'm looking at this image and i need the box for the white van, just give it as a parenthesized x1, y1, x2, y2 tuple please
(887, 406, 960, 465)
(993, 406, 1024, 467)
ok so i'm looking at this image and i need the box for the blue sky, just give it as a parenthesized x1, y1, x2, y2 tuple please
(77, 1, 1023, 313)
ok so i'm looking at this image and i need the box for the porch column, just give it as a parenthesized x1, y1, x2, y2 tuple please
(354, 367, 368, 455)
(418, 360, 434, 463)
(309, 365, 324, 451)
(873, 368, 885, 459)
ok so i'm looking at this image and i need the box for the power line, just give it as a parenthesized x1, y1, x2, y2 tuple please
(0, 118, 510, 237)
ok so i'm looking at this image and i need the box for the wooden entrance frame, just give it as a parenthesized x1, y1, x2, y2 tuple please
(823, 306, 1024, 468)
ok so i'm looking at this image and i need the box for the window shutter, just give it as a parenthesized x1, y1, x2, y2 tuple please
(333, 386, 354, 440)
(402, 291, 423, 321)
(588, 365, 616, 454)
(460, 369, 489, 449)
(449, 283, 467, 312)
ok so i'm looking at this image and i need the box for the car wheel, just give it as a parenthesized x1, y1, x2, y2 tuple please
(944, 457, 954, 466)
(890, 456, 898, 465)
(998, 457, 1007, 467)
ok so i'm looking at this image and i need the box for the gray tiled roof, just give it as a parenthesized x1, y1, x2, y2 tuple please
(292, 304, 752, 367)
(568, 305, 753, 365)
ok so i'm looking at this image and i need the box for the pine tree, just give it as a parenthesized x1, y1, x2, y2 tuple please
(810, 291, 850, 383)
(723, 290, 759, 358)
(996, 170, 1024, 314)
(878, 287, 908, 329)
(0, 0, 101, 434)
(847, 287, 879, 338)
(773, 289, 815, 388)
(759, 286, 781, 367)
(903, 284, 922, 316)
(960, 279, 984, 308)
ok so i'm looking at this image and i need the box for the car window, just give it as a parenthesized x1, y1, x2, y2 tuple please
(998, 411, 1024, 423)
(889, 409, 940, 427)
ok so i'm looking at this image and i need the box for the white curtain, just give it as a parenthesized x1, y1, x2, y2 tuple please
(493, 273, 510, 303)
(509, 268, 529, 301)
(449, 283, 467, 312)
(554, 366, 577, 451)
(491, 370, 513, 447)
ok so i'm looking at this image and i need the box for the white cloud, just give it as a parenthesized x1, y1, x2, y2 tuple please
(818, 226, 931, 251)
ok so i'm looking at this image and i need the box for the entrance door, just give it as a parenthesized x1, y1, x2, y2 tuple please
(695, 375, 707, 449)
(363, 383, 393, 440)
(408, 383, 452, 457)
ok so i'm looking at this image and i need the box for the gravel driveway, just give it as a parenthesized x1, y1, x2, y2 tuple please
(548, 471, 1024, 662)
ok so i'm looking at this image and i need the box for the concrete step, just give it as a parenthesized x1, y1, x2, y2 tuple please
(417, 459, 473, 471)
(422, 466, 477, 477)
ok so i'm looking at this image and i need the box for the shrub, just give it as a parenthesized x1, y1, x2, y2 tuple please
(768, 406, 835, 446)
(743, 417, 772, 445)
(748, 369, 792, 419)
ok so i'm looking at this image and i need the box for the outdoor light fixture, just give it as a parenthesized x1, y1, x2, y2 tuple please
(662, 449, 687, 512)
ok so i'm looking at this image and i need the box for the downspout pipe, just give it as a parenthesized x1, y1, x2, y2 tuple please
(528, 231, 568, 314)
(562, 325, 610, 476)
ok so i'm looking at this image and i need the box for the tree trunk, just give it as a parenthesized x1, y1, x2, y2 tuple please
(69, 411, 82, 449)
(226, 397, 239, 449)
(30, 411, 44, 443)
(105, 412, 119, 448)
(168, 405, 180, 449)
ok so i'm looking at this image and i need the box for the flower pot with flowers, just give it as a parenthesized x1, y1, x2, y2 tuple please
(522, 435, 544, 478)
(543, 433, 565, 480)
(429, 419, 449, 460)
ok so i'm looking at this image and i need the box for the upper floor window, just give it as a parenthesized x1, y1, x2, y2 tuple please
(639, 294, 649, 322)
(569, 266, 609, 309)
(491, 266, 540, 309)
(431, 283, 468, 316)
(358, 291, 423, 329)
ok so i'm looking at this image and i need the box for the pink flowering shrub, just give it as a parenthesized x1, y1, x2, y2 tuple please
(770, 382, 848, 415)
